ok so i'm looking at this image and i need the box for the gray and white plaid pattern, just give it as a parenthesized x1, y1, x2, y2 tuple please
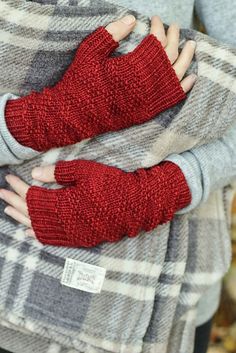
(0, 1, 235, 352)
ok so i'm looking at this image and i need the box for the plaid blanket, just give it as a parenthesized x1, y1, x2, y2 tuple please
(0, 1, 236, 352)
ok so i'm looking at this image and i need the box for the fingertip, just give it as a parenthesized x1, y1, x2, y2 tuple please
(190, 73, 198, 81)
(4, 206, 10, 215)
(32, 167, 42, 179)
(188, 40, 197, 49)
(167, 23, 180, 39)
(5, 174, 15, 183)
(188, 73, 198, 81)
(151, 15, 161, 22)
(31, 165, 56, 182)
(120, 15, 136, 26)
(181, 74, 197, 93)
(106, 15, 136, 42)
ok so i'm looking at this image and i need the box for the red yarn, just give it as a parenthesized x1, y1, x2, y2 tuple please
(5, 27, 186, 152)
(26, 160, 191, 247)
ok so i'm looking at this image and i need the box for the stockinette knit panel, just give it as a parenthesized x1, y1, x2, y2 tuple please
(0, 1, 235, 353)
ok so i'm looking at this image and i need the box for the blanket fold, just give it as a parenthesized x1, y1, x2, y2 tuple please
(0, 0, 235, 352)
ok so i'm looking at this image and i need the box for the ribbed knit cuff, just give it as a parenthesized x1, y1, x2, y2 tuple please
(27, 186, 72, 247)
(0, 94, 39, 165)
(160, 161, 192, 211)
(5, 95, 35, 149)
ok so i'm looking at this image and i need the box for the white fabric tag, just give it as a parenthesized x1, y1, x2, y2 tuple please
(61, 258, 106, 293)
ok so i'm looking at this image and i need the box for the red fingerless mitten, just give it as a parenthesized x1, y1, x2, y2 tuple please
(26, 160, 191, 247)
(6, 27, 185, 152)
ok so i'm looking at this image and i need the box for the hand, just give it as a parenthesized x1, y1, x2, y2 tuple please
(0, 159, 191, 247)
(0, 165, 57, 237)
(6, 16, 196, 152)
(141, 16, 197, 92)
(0, 175, 33, 235)
(106, 15, 197, 93)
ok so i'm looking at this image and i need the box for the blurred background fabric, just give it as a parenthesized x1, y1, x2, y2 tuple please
(208, 196, 236, 353)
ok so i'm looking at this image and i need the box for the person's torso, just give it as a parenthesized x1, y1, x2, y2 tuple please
(114, 0, 195, 28)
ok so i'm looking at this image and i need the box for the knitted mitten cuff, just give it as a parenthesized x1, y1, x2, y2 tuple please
(160, 161, 192, 211)
(26, 159, 191, 248)
(6, 26, 185, 152)
(26, 187, 71, 246)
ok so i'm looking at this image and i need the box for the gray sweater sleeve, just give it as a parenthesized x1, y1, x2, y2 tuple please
(166, 122, 236, 214)
(195, 0, 236, 47)
(173, 0, 236, 213)
(0, 94, 40, 166)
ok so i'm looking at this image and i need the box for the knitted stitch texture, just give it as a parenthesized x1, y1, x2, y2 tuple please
(5, 27, 185, 152)
(26, 160, 191, 247)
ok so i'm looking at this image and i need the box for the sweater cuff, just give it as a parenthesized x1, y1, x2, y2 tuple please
(0, 93, 39, 166)
(5, 94, 37, 149)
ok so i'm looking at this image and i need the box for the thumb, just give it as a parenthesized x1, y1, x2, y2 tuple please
(32, 165, 56, 183)
(105, 15, 136, 42)
(32, 160, 97, 186)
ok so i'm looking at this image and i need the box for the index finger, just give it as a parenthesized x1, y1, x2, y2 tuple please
(5, 174, 29, 200)
(150, 16, 167, 47)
